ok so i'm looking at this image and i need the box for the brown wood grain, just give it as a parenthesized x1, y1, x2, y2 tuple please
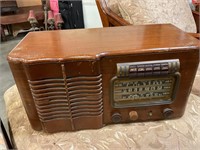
(8, 24, 200, 133)
(8, 24, 199, 63)
(192, 10, 200, 33)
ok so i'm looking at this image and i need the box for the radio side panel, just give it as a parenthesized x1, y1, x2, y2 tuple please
(8, 60, 42, 131)
(101, 49, 199, 124)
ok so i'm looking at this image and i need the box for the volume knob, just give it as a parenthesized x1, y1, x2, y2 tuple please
(163, 108, 174, 119)
(112, 113, 122, 123)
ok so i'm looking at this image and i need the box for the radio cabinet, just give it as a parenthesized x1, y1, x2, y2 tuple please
(8, 24, 199, 133)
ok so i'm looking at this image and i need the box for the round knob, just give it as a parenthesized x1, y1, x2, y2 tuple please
(112, 113, 122, 123)
(163, 108, 174, 119)
(129, 111, 138, 121)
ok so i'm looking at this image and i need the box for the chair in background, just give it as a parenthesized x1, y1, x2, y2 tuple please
(96, 0, 200, 39)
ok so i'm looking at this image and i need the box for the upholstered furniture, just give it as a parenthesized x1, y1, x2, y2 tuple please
(97, 0, 199, 34)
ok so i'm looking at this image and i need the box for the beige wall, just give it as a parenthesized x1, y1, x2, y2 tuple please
(16, 0, 42, 7)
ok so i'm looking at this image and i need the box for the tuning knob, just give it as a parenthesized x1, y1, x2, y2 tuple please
(129, 111, 138, 121)
(163, 108, 174, 119)
(112, 113, 122, 123)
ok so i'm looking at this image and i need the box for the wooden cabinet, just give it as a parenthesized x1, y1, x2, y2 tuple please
(0, 0, 18, 14)
(8, 24, 200, 133)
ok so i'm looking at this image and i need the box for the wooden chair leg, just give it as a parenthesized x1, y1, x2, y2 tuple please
(1, 25, 7, 41)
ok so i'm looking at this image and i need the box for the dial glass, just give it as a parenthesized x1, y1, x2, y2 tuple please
(111, 76, 177, 108)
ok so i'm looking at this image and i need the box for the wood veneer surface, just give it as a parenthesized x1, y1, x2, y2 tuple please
(8, 24, 199, 63)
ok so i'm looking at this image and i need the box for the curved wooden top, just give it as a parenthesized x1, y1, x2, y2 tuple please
(8, 24, 199, 63)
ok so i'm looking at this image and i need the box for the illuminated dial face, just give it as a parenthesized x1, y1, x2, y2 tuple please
(111, 76, 178, 108)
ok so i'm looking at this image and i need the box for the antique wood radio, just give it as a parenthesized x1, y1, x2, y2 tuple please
(8, 24, 199, 133)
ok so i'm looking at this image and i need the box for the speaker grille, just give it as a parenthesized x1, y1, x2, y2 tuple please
(67, 75, 103, 118)
(28, 75, 103, 122)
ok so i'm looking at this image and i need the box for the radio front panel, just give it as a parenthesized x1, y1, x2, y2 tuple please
(101, 51, 199, 125)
